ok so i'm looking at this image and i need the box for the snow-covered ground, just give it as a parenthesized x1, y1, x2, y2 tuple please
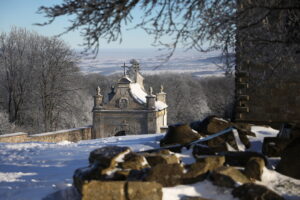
(1, 127, 300, 200)
(0, 134, 161, 200)
(78, 49, 225, 77)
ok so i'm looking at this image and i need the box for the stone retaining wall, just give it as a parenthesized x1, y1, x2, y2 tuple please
(0, 126, 92, 143)
(0, 132, 29, 143)
(235, 0, 300, 127)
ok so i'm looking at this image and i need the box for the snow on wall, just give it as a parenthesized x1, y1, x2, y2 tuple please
(32, 126, 92, 137)
(0, 126, 92, 143)
(0, 132, 27, 138)
(155, 101, 168, 110)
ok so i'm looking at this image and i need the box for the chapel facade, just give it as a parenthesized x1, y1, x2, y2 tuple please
(92, 62, 168, 138)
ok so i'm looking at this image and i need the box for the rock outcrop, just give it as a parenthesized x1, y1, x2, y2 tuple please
(82, 181, 162, 200)
(210, 166, 251, 188)
(74, 146, 136, 192)
(72, 117, 289, 200)
(262, 137, 290, 157)
(244, 157, 265, 181)
(276, 137, 300, 179)
(127, 181, 162, 200)
(190, 116, 251, 150)
(143, 152, 179, 167)
(232, 183, 284, 200)
(144, 163, 184, 187)
(88, 146, 131, 167)
(182, 156, 225, 184)
(193, 146, 268, 167)
(160, 123, 200, 147)
(82, 181, 126, 200)
(120, 152, 149, 170)
(181, 196, 212, 200)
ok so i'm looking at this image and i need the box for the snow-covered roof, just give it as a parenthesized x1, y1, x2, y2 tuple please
(129, 83, 147, 104)
(118, 76, 132, 84)
(129, 83, 167, 111)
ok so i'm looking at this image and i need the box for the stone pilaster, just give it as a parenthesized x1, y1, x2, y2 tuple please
(146, 87, 156, 110)
(156, 85, 166, 103)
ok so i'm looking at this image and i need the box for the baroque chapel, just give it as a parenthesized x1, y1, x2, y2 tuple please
(92, 62, 168, 138)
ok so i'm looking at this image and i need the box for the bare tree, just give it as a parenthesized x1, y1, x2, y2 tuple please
(32, 37, 81, 131)
(0, 27, 35, 123)
(236, 1, 300, 83)
(0, 110, 15, 135)
(0, 27, 83, 133)
(37, 1, 236, 66)
(37, 0, 299, 75)
(144, 74, 233, 124)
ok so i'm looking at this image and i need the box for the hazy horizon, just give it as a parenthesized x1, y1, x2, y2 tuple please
(78, 48, 225, 77)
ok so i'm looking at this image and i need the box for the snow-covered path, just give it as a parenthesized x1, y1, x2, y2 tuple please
(0, 134, 163, 200)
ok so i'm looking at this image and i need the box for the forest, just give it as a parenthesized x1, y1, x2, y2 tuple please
(0, 28, 234, 135)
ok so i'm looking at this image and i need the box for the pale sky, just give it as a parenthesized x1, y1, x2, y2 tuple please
(0, 0, 156, 49)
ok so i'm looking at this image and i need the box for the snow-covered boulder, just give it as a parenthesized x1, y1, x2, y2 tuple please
(211, 166, 251, 188)
(276, 138, 300, 180)
(232, 183, 284, 200)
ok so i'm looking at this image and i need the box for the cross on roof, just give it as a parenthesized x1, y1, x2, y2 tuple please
(121, 62, 128, 76)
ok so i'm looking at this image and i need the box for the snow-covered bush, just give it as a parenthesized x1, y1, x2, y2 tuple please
(0, 111, 15, 135)
(144, 74, 234, 124)
(200, 76, 235, 119)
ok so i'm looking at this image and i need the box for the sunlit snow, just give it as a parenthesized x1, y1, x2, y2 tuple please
(0, 127, 299, 200)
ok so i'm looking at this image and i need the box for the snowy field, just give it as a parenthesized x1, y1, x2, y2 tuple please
(1, 127, 300, 200)
(78, 49, 225, 77)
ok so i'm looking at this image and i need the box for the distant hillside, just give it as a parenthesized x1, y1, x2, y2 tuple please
(78, 49, 225, 77)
